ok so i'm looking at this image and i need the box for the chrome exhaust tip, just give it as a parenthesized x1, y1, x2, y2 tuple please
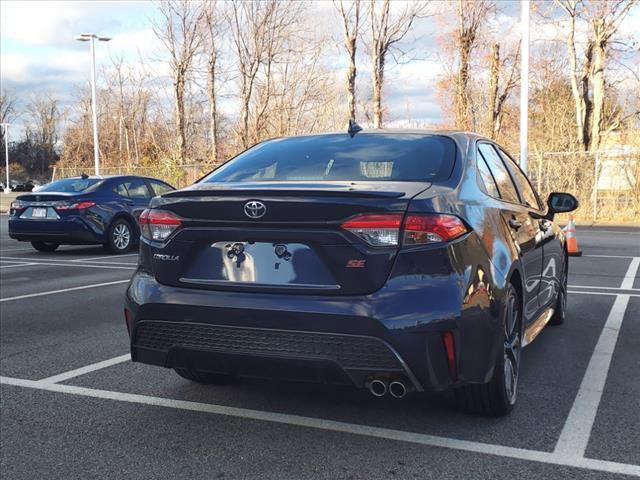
(368, 379, 387, 397)
(389, 380, 407, 399)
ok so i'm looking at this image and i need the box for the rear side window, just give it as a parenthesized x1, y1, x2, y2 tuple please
(114, 183, 129, 197)
(477, 156, 500, 198)
(122, 179, 151, 199)
(203, 134, 456, 183)
(148, 180, 174, 196)
(478, 144, 520, 204)
(497, 149, 542, 210)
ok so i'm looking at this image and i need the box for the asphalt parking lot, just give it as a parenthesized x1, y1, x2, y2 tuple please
(1, 215, 639, 479)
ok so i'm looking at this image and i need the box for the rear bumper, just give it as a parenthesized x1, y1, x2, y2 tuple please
(126, 263, 505, 392)
(133, 320, 419, 388)
(8, 216, 102, 244)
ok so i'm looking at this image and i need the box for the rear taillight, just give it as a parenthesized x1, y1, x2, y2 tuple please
(341, 213, 468, 247)
(402, 214, 468, 245)
(341, 214, 403, 246)
(56, 201, 96, 210)
(139, 209, 182, 242)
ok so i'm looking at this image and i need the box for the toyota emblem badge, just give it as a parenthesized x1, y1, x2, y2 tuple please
(244, 200, 266, 219)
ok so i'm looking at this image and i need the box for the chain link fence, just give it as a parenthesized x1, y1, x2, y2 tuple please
(528, 150, 639, 223)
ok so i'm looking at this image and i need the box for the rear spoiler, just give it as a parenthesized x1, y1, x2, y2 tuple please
(162, 188, 406, 199)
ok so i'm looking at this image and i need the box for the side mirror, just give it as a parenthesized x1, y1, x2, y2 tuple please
(547, 192, 579, 219)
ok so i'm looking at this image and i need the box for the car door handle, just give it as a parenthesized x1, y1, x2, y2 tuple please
(509, 218, 522, 229)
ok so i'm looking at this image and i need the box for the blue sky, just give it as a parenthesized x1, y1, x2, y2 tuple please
(1, 0, 638, 139)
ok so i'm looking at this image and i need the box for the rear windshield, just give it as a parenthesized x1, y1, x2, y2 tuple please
(37, 178, 103, 193)
(203, 134, 456, 183)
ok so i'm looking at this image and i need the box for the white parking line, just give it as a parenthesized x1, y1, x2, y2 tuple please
(0, 279, 130, 302)
(67, 260, 137, 266)
(0, 262, 36, 269)
(0, 257, 134, 270)
(569, 284, 640, 292)
(554, 295, 631, 459)
(620, 257, 640, 290)
(583, 254, 637, 259)
(72, 253, 138, 262)
(568, 290, 640, 297)
(0, 248, 43, 253)
(0, 375, 638, 477)
(0, 246, 84, 253)
(39, 354, 131, 384)
(577, 230, 640, 235)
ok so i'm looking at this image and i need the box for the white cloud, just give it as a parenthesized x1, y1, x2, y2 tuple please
(0, 53, 31, 84)
(1, 1, 87, 46)
(1, 0, 155, 46)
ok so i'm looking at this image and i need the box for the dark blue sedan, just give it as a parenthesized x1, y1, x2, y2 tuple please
(125, 130, 578, 415)
(8, 175, 174, 253)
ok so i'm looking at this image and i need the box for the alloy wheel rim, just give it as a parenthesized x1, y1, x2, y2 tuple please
(503, 289, 521, 405)
(113, 223, 130, 250)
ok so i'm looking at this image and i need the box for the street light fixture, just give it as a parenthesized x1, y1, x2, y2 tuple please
(1, 123, 10, 193)
(75, 33, 111, 176)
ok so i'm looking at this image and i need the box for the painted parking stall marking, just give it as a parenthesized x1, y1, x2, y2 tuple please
(0, 279, 130, 303)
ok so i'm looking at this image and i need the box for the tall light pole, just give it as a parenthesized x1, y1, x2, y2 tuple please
(1, 123, 10, 193)
(519, 0, 530, 174)
(75, 33, 111, 176)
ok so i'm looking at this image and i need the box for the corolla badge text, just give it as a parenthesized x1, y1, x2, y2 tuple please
(153, 253, 180, 261)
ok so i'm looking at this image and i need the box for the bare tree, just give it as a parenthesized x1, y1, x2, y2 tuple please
(153, 0, 205, 164)
(369, 0, 429, 128)
(0, 89, 18, 149)
(557, 0, 635, 151)
(587, 0, 635, 151)
(335, 0, 362, 122)
(23, 93, 61, 175)
(228, 0, 302, 148)
(0, 89, 17, 124)
(454, 0, 493, 130)
(202, 0, 225, 164)
(486, 42, 520, 139)
(229, 1, 268, 149)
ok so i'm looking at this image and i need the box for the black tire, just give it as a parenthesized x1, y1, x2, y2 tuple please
(105, 218, 133, 254)
(174, 368, 232, 385)
(31, 241, 59, 252)
(454, 283, 522, 416)
(549, 255, 568, 326)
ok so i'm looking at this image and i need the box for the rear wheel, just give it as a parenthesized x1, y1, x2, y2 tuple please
(174, 368, 232, 385)
(31, 241, 59, 252)
(105, 218, 132, 254)
(454, 283, 522, 416)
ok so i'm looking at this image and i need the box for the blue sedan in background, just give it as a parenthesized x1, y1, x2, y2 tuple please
(8, 175, 174, 253)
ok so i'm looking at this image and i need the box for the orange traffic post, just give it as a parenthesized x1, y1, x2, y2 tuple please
(565, 215, 582, 257)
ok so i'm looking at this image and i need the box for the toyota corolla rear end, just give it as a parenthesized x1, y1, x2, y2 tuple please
(126, 132, 502, 396)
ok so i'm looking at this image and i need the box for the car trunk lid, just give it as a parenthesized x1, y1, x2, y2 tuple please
(145, 181, 430, 295)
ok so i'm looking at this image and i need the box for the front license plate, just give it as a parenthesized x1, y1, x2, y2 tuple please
(32, 207, 47, 218)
